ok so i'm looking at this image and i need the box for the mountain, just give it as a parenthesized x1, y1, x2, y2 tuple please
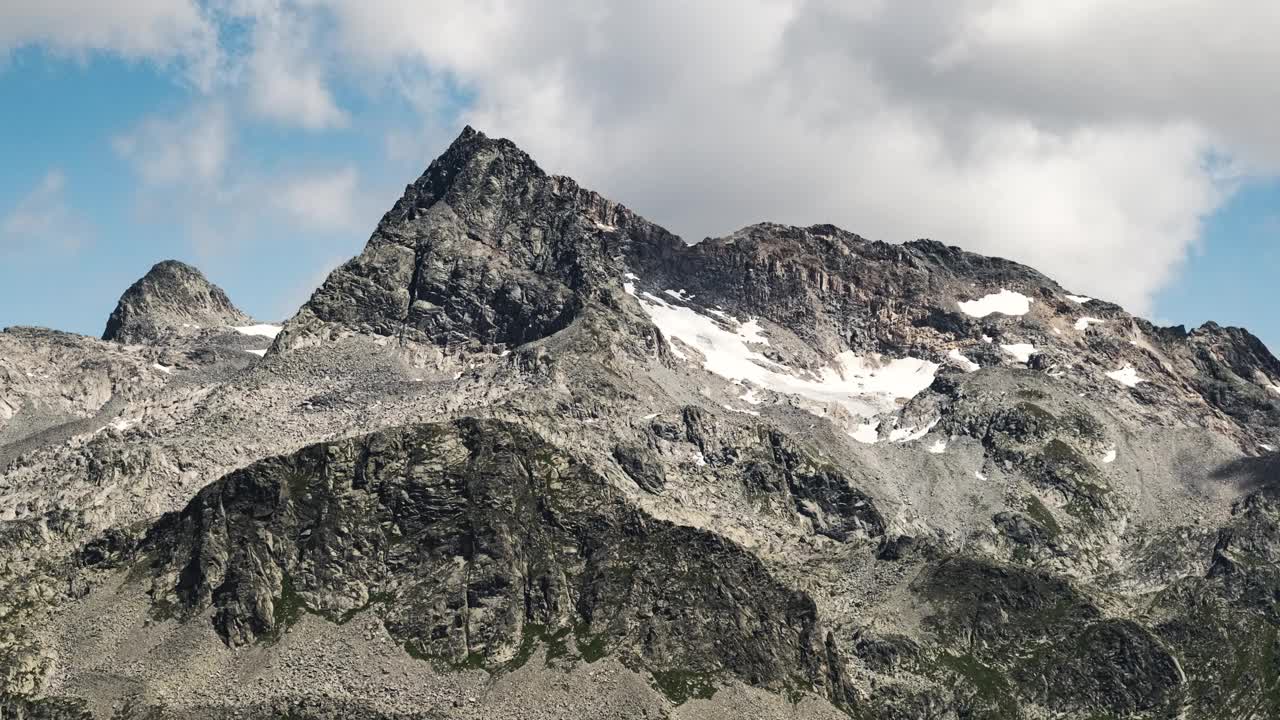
(2, 127, 1280, 720)
(102, 260, 255, 344)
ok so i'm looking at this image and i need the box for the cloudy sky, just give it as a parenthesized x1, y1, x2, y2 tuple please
(1, 1, 1278, 348)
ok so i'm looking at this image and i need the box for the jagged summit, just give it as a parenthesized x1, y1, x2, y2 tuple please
(277, 126, 683, 354)
(102, 260, 251, 344)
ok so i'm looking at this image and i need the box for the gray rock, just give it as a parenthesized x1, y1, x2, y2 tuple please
(103, 260, 251, 344)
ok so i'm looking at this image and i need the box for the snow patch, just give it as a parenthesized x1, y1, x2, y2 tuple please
(947, 348, 979, 373)
(632, 286, 937, 418)
(693, 451, 707, 467)
(1001, 343, 1036, 364)
(927, 439, 948, 454)
(1075, 317, 1105, 331)
(642, 413, 659, 420)
(1106, 366, 1146, 388)
(1267, 385, 1280, 396)
(849, 420, 880, 444)
(232, 324, 283, 339)
(247, 349, 268, 357)
(100, 417, 137, 434)
(958, 289, 1031, 318)
(739, 387, 763, 405)
(151, 363, 173, 374)
(1066, 294, 1093, 304)
(1262, 444, 1276, 453)
(1102, 449, 1117, 464)
(889, 419, 938, 443)
(974, 470, 988, 481)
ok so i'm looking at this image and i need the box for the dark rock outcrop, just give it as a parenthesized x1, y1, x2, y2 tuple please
(138, 419, 856, 706)
(913, 557, 1183, 717)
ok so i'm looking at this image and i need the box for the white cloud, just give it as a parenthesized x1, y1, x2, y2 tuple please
(112, 103, 371, 261)
(274, 168, 362, 231)
(0, 0, 218, 87)
(1, 170, 87, 254)
(112, 104, 231, 187)
(303, 0, 1272, 315)
(234, 0, 349, 130)
(9, 1, 1280, 318)
(0, 1, 348, 130)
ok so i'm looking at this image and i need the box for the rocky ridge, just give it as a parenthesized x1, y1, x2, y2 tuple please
(1, 127, 1279, 719)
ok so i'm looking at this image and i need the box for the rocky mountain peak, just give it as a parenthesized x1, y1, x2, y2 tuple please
(276, 126, 683, 356)
(102, 260, 251, 344)
(275, 128, 1280, 451)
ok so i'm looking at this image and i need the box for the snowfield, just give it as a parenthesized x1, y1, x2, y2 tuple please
(628, 283, 938, 418)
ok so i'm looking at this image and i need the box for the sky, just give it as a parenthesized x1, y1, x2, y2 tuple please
(0, 2, 1277, 351)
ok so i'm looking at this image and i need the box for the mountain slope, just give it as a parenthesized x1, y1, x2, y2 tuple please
(4, 127, 1280, 719)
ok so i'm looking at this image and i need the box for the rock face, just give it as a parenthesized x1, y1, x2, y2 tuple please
(5, 127, 1280, 719)
(135, 419, 854, 706)
(102, 260, 251, 344)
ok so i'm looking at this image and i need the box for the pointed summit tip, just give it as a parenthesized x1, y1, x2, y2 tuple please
(439, 124, 536, 162)
(385, 125, 545, 222)
(440, 124, 494, 156)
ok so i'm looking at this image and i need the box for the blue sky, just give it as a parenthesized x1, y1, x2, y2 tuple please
(1154, 182, 1280, 347)
(1, 2, 1277, 351)
(0, 49, 459, 334)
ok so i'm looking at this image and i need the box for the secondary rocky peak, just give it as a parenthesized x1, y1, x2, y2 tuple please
(102, 260, 251, 344)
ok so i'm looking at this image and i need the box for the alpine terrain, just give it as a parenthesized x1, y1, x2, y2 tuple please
(3, 127, 1280, 720)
